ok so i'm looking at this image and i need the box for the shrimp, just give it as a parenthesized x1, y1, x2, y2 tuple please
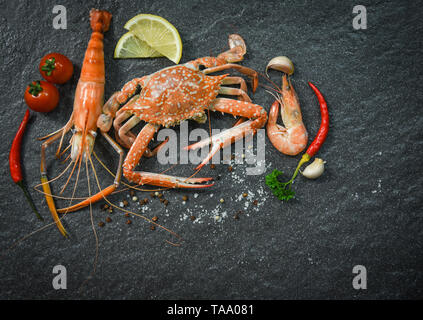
(266, 75, 308, 156)
(39, 9, 122, 236)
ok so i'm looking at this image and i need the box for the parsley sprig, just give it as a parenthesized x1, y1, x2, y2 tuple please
(265, 154, 311, 201)
(265, 169, 295, 201)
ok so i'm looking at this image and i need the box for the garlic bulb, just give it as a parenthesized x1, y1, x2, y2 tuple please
(301, 158, 326, 179)
(265, 56, 295, 77)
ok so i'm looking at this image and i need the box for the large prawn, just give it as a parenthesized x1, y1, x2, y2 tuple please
(266, 74, 308, 156)
(38, 9, 120, 237)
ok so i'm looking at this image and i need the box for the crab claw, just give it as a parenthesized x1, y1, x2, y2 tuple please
(186, 121, 254, 170)
(188, 141, 223, 171)
(217, 34, 246, 64)
(226, 34, 247, 62)
(136, 172, 215, 189)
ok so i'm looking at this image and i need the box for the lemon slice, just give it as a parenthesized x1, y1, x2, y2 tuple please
(124, 14, 182, 64)
(114, 31, 163, 58)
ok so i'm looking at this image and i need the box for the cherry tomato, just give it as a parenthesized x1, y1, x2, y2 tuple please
(24, 80, 59, 113)
(39, 53, 73, 84)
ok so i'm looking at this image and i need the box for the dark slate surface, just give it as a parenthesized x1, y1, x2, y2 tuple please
(0, 0, 422, 299)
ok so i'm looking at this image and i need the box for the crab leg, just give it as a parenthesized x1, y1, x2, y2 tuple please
(97, 78, 144, 133)
(123, 123, 214, 189)
(113, 108, 169, 155)
(112, 95, 147, 149)
(220, 78, 250, 124)
(203, 64, 258, 92)
(222, 76, 248, 93)
(115, 114, 141, 148)
(189, 57, 258, 91)
(186, 98, 267, 170)
(190, 32, 258, 92)
(143, 137, 170, 158)
(219, 86, 252, 102)
(190, 34, 246, 69)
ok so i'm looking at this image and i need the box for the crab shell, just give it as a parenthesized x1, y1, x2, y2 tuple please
(120, 65, 228, 127)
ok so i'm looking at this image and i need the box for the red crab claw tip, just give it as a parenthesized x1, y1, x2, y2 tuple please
(187, 177, 214, 183)
(179, 181, 215, 189)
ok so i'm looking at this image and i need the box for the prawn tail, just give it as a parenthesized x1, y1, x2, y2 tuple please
(281, 74, 300, 108)
(90, 9, 112, 33)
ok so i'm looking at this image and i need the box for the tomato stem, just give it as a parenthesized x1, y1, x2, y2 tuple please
(41, 57, 56, 76)
(28, 81, 43, 96)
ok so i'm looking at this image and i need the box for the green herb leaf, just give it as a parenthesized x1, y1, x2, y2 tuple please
(265, 169, 295, 201)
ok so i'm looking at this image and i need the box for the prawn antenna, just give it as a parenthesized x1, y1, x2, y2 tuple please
(88, 152, 182, 244)
(257, 71, 283, 94)
(78, 152, 99, 292)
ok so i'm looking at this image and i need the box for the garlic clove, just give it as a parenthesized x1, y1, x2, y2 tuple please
(301, 158, 326, 179)
(266, 56, 295, 77)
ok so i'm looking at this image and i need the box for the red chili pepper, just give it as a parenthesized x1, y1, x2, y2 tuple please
(265, 81, 329, 201)
(290, 81, 329, 174)
(9, 109, 43, 220)
(305, 81, 329, 158)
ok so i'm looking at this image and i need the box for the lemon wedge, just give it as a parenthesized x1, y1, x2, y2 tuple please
(124, 14, 182, 64)
(114, 31, 163, 58)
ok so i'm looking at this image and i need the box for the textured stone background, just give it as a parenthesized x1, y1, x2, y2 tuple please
(0, 0, 422, 299)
